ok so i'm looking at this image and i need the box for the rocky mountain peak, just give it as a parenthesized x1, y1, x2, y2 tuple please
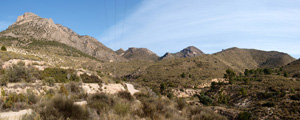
(181, 46, 204, 57)
(2, 12, 125, 62)
(160, 46, 204, 60)
(116, 48, 125, 55)
(16, 12, 40, 22)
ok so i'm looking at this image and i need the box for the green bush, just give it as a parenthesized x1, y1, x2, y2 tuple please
(284, 71, 289, 77)
(42, 77, 55, 86)
(1, 63, 33, 83)
(197, 94, 213, 105)
(1, 46, 7, 51)
(240, 88, 247, 97)
(2, 93, 27, 109)
(237, 111, 251, 120)
(41, 68, 79, 83)
(263, 68, 273, 75)
(180, 73, 186, 78)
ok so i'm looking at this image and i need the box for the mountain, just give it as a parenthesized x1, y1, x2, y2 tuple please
(0, 12, 125, 62)
(160, 46, 204, 60)
(115, 48, 125, 56)
(284, 59, 300, 77)
(213, 47, 295, 71)
(122, 47, 159, 61)
(124, 47, 295, 88)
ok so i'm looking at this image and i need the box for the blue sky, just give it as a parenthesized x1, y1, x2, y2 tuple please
(0, 0, 300, 58)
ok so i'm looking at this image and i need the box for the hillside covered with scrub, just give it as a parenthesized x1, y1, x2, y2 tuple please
(0, 12, 299, 120)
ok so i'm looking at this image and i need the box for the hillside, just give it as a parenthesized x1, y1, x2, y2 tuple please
(213, 47, 295, 72)
(122, 47, 159, 61)
(284, 59, 300, 78)
(160, 46, 204, 60)
(122, 47, 295, 89)
(0, 12, 125, 62)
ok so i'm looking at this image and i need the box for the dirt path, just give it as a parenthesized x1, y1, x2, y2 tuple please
(0, 109, 32, 120)
(125, 83, 139, 95)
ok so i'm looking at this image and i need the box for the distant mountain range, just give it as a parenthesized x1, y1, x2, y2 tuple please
(0, 12, 296, 66)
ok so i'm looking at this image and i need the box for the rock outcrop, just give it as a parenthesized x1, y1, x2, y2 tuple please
(1, 12, 125, 62)
(160, 46, 204, 60)
(116, 48, 125, 56)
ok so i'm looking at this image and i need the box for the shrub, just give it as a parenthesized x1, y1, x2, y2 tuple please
(88, 93, 115, 113)
(27, 90, 37, 104)
(263, 68, 273, 75)
(211, 82, 217, 90)
(59, 84, 69, 96)
(160, 83, 167, 94)
(197, 94, 213, 105)
(140, 99, 157, 118)
(189, 107, 227, 120)
(113, 102, 130, 116)
(118, 91, 133, 101)
(2, 93, 27, 109)
(262, 101, 275, 107)
(167, 92, 174, 99)
(1, 46, 7, 51)
(180, 73, 186, 78)
(2, 63, 33, 83)
(80, 73, 102, 83)
(176, 98, 187, 110)
(290, 94, 300, 100)
(237, 111, 251, 120)
(240, 88, 247, 97)
(38, 95, 89, 120)
(41, 68, 79, 83)
(284, 71, 289, 77)
(42, 77, 55, 86)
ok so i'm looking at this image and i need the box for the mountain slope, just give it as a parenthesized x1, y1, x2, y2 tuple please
(0, 12, 125, 62)
(160, 46, 204, 60)
(283, 59, 300, 77)
(122, 47, 159, 61)
(213, 47, 295, 72)
(125, 47, 295, 88)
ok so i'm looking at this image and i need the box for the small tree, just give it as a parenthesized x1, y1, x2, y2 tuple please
(160, 83, 167, 94)
(263, 68, 273, 75)
(180, 73, 186, 78)
(1, 46, 6, 51)
(283, 71, 289, 77)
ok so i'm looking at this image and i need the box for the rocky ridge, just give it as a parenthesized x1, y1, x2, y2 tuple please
(1, 12, 125, 62)
(161, 46, 204, 60)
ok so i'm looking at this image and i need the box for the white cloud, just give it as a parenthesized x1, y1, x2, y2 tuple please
(99, 0, 300, 58)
